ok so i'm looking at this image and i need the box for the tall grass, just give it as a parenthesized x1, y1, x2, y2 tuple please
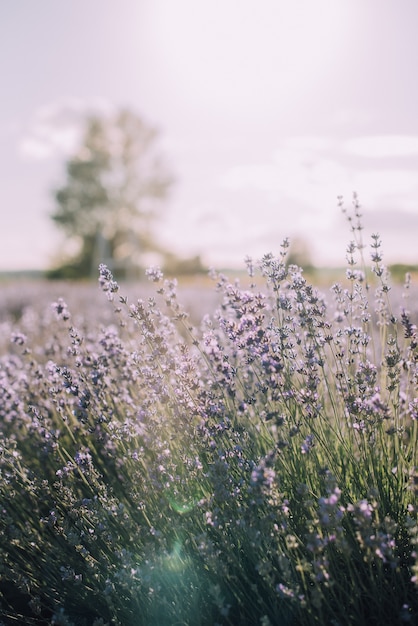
(0, 198, 417, 625)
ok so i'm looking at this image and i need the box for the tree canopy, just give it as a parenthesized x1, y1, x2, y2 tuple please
(49, 109, 174, 279)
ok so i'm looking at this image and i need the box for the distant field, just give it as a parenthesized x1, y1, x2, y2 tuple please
(1, 264, 417, 327)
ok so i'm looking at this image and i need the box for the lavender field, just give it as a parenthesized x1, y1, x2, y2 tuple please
(0, 213, 417, 625)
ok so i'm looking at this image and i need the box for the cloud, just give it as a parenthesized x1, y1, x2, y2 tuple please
(328, 108, 373, 129)
(221, 136, 418, 218)
(363, 208, 418, 233)
(19, 126, 82, 160)
(221, 146, 349, 215)
(19, 137, 57, 160)
(343, 135, 418, 158)
(218, 136, 418, 266)
(18, 98, 113, 161)
(282, 136, 335, 152)
(354, 169, 418, 207)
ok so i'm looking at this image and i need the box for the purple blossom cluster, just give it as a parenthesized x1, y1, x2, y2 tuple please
(0, 203, 417, 624)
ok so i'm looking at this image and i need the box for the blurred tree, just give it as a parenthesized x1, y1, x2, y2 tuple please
(48, 109, 174, 279)
(286, 236, 315, 273)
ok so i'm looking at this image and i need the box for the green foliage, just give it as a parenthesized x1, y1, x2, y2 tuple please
(162, 253, 207, 276)
(388, 264, 418, 283)
(286, 236, 315, 273)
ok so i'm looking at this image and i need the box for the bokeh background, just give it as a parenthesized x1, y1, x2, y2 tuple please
(1, 0, 418, 274)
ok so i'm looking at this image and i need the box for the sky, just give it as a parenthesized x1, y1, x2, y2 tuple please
(1, 0, 418, 271)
